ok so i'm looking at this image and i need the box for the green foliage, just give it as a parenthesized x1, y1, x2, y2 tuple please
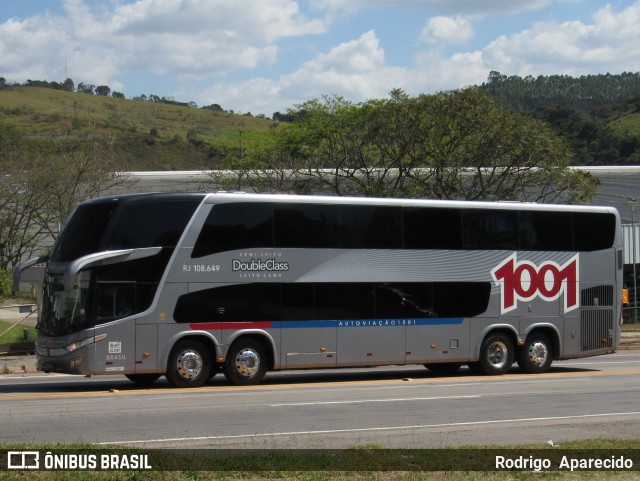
(214, 88, 595, 203)
(0, 267, 12, 300)
(0, 86, 278, 170)
(0, 320, 37, 343)
(482, 72, 640, 165)
(483, 71, 640, 111)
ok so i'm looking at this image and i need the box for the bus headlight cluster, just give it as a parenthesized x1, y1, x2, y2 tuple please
(65, 334, 106, 353)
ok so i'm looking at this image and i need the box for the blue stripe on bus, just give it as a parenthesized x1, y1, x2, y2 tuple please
(270, 318, 464, 329)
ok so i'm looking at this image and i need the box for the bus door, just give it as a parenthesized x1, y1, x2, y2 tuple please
(92, 281, 137, 374)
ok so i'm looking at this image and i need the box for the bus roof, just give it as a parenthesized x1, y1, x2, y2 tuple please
(83, 191, 619, 216)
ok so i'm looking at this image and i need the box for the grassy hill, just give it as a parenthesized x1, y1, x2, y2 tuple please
(2, 79, 640, 170)
(0, 86, 278, 170)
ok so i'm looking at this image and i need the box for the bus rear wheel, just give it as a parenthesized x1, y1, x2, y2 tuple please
(477, 333, 514, 375)
(166, 339, 212, 388)
(517, 333, 553, 374)
(224, 340, 267, 386)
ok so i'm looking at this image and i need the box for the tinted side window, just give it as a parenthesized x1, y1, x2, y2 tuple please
(573, 212, 616, 251)
(107, 200, 200, 249)
(173, 281, 490, 323)
(174, 284, 280, 323)
(281, 283, 314, 321)
(433, 282, 490, 318)
(403, 208, 462, 249)
(463, 209, 518, 250)
(315, 283, 374, 320)
(518, 211, 573, 251)
(192, 203, 274, 257)
(340, 206, 403, 248)
(92, 249, 174, 321)
(274, 204, 339, 248)
(376, 283, 435, 318)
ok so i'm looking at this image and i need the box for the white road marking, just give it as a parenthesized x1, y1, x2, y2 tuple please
(99, 411, 640, 446)
(271, 395, 481, 407)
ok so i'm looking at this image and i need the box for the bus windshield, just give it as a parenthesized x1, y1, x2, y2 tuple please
(39, 271, 92, 336)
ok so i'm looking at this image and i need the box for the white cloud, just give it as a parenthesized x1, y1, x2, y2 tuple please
(420, 15, 474, 44)
(1, 0, 639, 118)
(482, 1, 640, 74)
(0, 0, 328, 86)
(202, 31, 408, 114)
(310, 0, 550, 15)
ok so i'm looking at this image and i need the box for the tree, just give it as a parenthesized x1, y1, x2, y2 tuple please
(62, 78, 74, 91)
(212, 88, 596, 203)
(95, 85, 111, 96)
(77, 82, 95, 94)
(0, 123, 127, 269)
(0, 123, 54, 269)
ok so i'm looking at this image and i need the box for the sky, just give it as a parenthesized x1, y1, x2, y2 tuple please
(0, 0, 639, 117)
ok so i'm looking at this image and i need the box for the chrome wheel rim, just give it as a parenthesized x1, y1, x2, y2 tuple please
(176, 350, 203, 380)
(527, 341, 548, 367)
(235, 348, 260, 378)
(487, 341, 508, 369)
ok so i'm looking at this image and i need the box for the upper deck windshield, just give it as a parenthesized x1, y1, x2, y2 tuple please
(50, 202, 118, 262)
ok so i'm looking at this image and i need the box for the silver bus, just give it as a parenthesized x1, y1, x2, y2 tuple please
(22, 192, 622, 387)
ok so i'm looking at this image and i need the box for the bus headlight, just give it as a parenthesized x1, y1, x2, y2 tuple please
(65, 334, 107, 353)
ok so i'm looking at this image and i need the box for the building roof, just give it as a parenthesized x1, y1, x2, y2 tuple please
(582, 167, 640, 224)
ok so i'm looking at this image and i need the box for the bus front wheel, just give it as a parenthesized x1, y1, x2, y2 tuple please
(166, 339, 212, 388)
(477, 333, 514, 375)
(517, 333, 553, 374)
(224, 340, 267, 386)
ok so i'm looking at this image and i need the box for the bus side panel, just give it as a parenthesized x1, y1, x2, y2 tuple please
(282, 323, 336, 369)
(94, 320, 136, 374)
(337, 324, 405, 366)
(406, 319, 470, 364)
(135, 323, 158, 373)
(562, 314, 580, 358)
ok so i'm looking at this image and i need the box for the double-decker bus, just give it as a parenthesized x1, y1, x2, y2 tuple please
(18, 192, 622, 388)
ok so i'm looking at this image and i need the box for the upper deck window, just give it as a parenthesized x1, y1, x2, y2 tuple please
(191, 200, 617, 257)
(106, 200, 200, 250)
(192, 203, 274, 257)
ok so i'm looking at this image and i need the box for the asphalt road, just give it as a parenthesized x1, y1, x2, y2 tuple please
(1, 352, 640, 449)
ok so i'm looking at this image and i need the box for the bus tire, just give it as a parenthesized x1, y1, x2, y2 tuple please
(166, 339, 212, 388)
(125, 374, 161, 386)
(424, 363, 462, 375)
(224, 340, 267, 386)
(477, 332, 514, 375)
(517, 332, 553, 374)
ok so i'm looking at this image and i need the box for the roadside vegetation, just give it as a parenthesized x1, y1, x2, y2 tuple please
(0, 319, 36, 345)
